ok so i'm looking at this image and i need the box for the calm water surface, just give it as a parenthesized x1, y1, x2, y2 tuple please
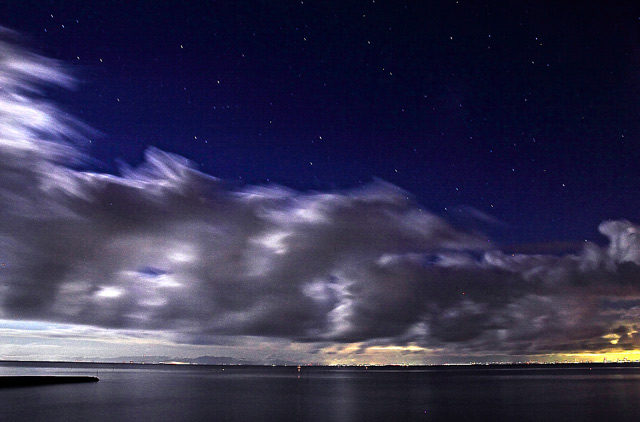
(1, 362, 640, 421)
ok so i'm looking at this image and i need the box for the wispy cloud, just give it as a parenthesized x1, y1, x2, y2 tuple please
(1, 29, 640, 360)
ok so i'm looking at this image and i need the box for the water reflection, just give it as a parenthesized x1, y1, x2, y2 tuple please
(3, 363, 640, 421)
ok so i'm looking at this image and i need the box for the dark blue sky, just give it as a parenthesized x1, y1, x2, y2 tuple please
(4, 0, 640, 246)
(5, 1, 640, 364)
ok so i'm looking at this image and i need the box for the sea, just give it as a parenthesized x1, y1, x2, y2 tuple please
(2, 361, 640, 421)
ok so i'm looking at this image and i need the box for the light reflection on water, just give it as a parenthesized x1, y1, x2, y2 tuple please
(2, 362, 640, 421)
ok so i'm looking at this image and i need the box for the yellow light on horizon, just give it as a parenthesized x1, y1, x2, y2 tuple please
(559, 350, 640, 362)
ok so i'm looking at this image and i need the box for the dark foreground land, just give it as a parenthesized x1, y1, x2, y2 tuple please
(0, 376, 99, 388)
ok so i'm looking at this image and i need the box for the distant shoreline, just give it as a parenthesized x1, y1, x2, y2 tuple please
(2, 359, 640, 370)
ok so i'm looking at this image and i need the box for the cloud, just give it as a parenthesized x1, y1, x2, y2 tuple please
(2, 30, 640, 359)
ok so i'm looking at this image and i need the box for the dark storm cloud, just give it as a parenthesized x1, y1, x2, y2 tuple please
(2, 31, 640, 356)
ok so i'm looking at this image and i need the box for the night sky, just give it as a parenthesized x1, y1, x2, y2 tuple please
(0, 1, 640, 364)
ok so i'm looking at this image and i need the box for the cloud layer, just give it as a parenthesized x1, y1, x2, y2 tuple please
(2, 30, 640, 358)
